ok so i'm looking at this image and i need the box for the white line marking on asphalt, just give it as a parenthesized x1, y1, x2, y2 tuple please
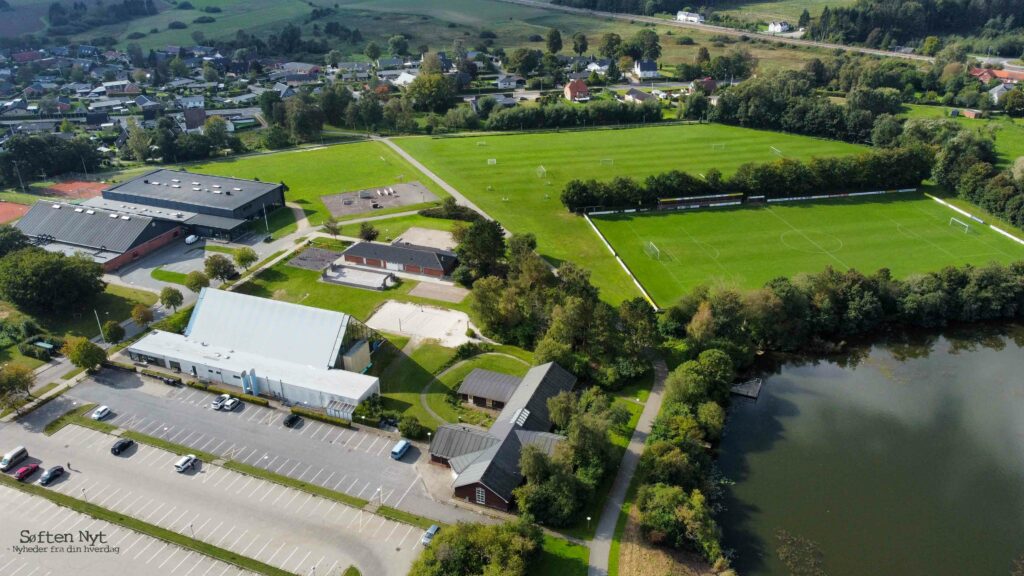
(290, 550, 312, 573)
(270, 486, 288, 506)
(265, 542, 286, 564)
(169, 509, 190, 530)
(222, 474, 243, 492)
(214, 526, 235, 547)
(278, 547, 299, 570)
(204, 520, 224, 540)
(227, 530, 248, 551)
(132, 538, 157, 560)
(197, 437, 215, 452)
(259, 484, 278, 503)
(366, 437, 382, 453)
(307, 468, 324, 485)
(235, 477, 254, 495)
(170, 551, 193, 573)
(353, 434, 368, 450)
(282, 491, 301, 509)
(286, 462, 301, 477)
(325, 561, 339, 576)
(107, 490, 134, 512)
(346, 477, 359, 493)
(392, 477, 419, 509)
(143, 503, 167, 522)
(247, 482, 265, 499)
(294, 494, 313, 514)
(145, 542, 169, 564)
(386, 522, 400, 542)
(252, 539, 271, 560)
(357, 480, 371, 498)
(264, 455, 278, 470)
(399, 525, 415, 548)
(209, 439, 226, 454)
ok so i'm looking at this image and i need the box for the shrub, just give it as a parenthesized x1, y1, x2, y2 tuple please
(184, 380, 269, 406)
(291, 405, 351, 427)
(193, 15, 214, 23)
(203, 5, 221, 12)
(177, 1, 194, 8)
(398, 414, 426, 439)
(126, 31, 146, 39)
(168, 21, 187, 30)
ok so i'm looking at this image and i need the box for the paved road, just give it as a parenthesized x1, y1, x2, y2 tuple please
(68, 370, 482, 526)
(588, 359, 668, 576)
(1, 412, 420, 576)
(0, 484, 253, 576)
(494, 0, 934, 62)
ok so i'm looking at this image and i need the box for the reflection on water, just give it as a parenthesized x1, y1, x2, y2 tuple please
(718, 324, 1024, 576)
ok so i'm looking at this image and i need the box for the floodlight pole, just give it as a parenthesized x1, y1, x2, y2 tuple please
(262, 203, 269, 232)
(94, 309, 107, 344)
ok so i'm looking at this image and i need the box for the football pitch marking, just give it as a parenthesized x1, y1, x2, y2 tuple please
(764, 206, 852, 269)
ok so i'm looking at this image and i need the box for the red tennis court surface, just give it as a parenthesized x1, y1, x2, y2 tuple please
(0, 202, 29, 223)
(43, 180, 107, 199)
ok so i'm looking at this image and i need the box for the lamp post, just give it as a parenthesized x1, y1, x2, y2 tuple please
(94, 309, 106, 344)
(587, 516, 591, 529)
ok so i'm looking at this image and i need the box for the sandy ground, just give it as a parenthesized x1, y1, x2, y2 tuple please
(366, 301, 473, 347)
(44, 180, 107, 199)
(394, 227, 456, 251)
(0, 201, 29, 223)
(407, 282, 469, 303)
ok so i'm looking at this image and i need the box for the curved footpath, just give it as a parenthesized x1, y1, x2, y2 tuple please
(419, 353, 531, 426)
(588, 359, 668, 576)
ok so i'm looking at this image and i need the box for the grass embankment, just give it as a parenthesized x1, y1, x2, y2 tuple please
(0, 381, 65, 418)
(0, 474, 294, 576)
(534, 535, 590, 576)
(395, 124, 867, 304)
(430, 353, 532, 427)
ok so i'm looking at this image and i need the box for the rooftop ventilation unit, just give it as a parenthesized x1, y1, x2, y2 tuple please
(213, 190, 222, 194)
(232, 187, 242, 192)
(172, 185, 180, 188)
(85, 210, 95, 215)
(51, 204, 60, 209)
(74, 208, 83, 212)
(192, 187, 201, 191)
(108, 213, 118, 218)
(171, 179, 180, 183)
(191, 182, 199, 186)
(152, 181, 159, 185)
(121, 216, 130, 220)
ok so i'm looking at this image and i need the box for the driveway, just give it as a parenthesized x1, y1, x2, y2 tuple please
(67, 370, 482, 526)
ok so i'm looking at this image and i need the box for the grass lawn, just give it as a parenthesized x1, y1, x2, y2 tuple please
(594, 192, 1024, 308)
(377, 342, 456, 429)
(707, 0, 855, 22)
(396, 124, 866, 304)
(430, 353, 532, 427)
(184, 141, 449, 234)
(0, 284, 157, 342)
(900, 104, 1024, 168)
(151, 267, 189, 285)
(534, 535, 589, 576)
(339, 213, 462, 241)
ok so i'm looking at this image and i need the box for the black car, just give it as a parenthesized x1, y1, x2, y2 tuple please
(39, 465, 64, 486)
(283, 413, 301, 428)
(111, 438, 135, 456)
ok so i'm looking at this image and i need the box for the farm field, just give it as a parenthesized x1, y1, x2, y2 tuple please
(396, 124, 867, 303)
(703, 0, 853, 23)
(184, 141, 448, 235)
(901, 104, 1024, 167)
(593, 193, 1024, 308)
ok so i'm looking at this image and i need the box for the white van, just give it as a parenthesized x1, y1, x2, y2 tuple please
(185, 234, 200, 245)
(1, 446, 28, 471)
(173, 454, 197, 473)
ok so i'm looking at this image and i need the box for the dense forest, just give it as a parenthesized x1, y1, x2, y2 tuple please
(47, 0, 158, 36)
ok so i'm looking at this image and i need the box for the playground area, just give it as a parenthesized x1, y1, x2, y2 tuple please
(321, 181, 438, 217)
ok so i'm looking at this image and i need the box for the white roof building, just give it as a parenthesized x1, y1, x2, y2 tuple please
(127, 289, 381, 418)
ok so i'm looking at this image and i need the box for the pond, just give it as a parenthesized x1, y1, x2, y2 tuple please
(718, 325, 1024, 575)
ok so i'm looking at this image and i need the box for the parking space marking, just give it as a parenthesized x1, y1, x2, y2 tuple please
(282, 491, 301, 509)
(278, 547, 299, 570)
(272, 458, 291, 473)
(290, 550, 312, 573)
(202, 520, 224, 541)
(270, 485, 289, 506)
(246, 481, 265, 499)
(209, 440, 226, 454)
(143, 502, 167, 522)
(265, 542, 286, 565)
(145, 542, 169, 564)
(107, 490, 134, 511)
(168, 429, 187, 443)
(366, 437, 382, 453)
(251, 538, 272, 560)
(214, 526, 235, 548)
(325, 560, 339, 576)
(285, 462, 301, 477)
(377, 441, 392, 456)
(169, 509, 190, 530)
(227, 529, 248, 551)
(357, 480, 371, 498)
(197, 437, 216, 452)
(399, 525, 415, 549)
(328, 427, 345, 444)
(386, 522, 401, 542)
(259, 484, 279, 503)
(294, 494, 314, 515)
(222, 474, 244, 492)
(157, 547, 182, 569)
(234, 477, 254, 495)
(296, 464, 312, 480)
(353, 434, 368, 451)
(132, 538, 158, 560)
(320, 471, 335, 489)
(200, 467, 221, 484)
(347, 477, 359, 493)
(179, 431, 199, 446)
(170, 551, 194, 573)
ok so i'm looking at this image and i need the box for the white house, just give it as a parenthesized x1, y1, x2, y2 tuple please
(677, 11, 704, 23)
(768, 21, 791, 33)
(990, 82, 1014, 104)
(393, 71, 418, 87)
(126, 289, 382, 420)
(586, 59, 611, 75)
(633, 59, 659, 79)
(495, 74, 522, 89)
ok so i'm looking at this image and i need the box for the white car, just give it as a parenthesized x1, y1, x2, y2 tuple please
(91, 405, 110, 421)
(421, 525, 439, 546)
(211, 394, 231, 410)
(185, 234, 200, 245)
(222, 397, 241, 411)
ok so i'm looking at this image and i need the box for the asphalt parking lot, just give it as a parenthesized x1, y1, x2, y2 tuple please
(0, 484, 251, 576)
(2, 422, 419, 576)
(70, 371, 480, 525)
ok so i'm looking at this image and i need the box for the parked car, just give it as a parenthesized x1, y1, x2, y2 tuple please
(185, 234, 199, 245)
(1, 446, 28, 471)
(211, 394, 231, 410)
(174, 454, 198, 473)
(282, 413, 301, 428)
(39, 465, 64, 486)
(91, 405, 110, 420)
(111, 438, 135, 456)
(421, 525, 440, 546)
(391, 439, 410, 460)
(222, 397, 241, 411)
(14, 463, 39, 482)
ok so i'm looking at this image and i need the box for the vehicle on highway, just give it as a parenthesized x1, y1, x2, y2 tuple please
(282, 413, 301, 428)
(222, 397, 241, 411)
(185, 234, 199, 245)
(174, 454, 198, 473)
(391, 439, 410, 460)
(14, 464, 39, 482)
(1, 446, 28, 471)
(421, 524, 440, 546)
(39, 465, 64, 486)
(111, 438, 135, 456)
(211, 394, 231, 410)
(91, 405, 111, 420)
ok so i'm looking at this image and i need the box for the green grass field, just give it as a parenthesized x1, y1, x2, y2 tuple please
(901, 104, 1024, 167)
(396, 124, 866, 303)
(593, 193, 1024, 307)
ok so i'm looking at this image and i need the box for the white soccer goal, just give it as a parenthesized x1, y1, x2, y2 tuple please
(711, 143, 726, 151)
(770, 146, 783, 157)
(600, 158, 614, 166)
(476, 141, 488, 146)
(487, 158, 497, 165)
(644, 241, 661, 260)
(949, 217, 971, 233)
(536, 165, 547, 178)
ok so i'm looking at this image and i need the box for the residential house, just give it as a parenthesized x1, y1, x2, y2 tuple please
(495, 74, 523, 89)
(677, 11, 704, 23)
(969, 67, 1024, 84)
(633, 59, 659, 79)
(280, 62, 321, 75)
(376, 57, 404, 70)
(102, 80, 141, 97)
(624, 88, 656, 104)
(272, 82, 297, 99)
(176, 94, 204, 109)
(182, 107, 206, 132)
(690, 76, 717, 93)
(564, 79, 590, 102)
(393, 71, 418, 88)
(341, 241, 458, 278)
(457, 369, 522, 409)
(768, 21, 791, 33)
(990, 82, 1014, 104)
(586, 59, 611, 75)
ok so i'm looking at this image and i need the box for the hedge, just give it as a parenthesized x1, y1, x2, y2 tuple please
(185, 380, 270, 406)
(102, 360, 137, 372)
(140, 368, 182, 384)
(291, 405, 351, 428)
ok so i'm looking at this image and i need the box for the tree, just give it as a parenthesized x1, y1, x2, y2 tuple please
(398, 414, 425, 439)
(322, 216, 340, 238)
(169, 56, 188, 77)
(454, 219, 506, 283)
(408, 518, 542, 576)
(131, 304, 154, 327)
(388, 34, 408, 56)
(0, 225, 27, 259)
(160, 286, 183, 311)
(572, 32, 588, 56)
(1004, 89, 1024, 117)
(204, 254, 237, 281)
(0, 364, 34, 414)
(202, 61, 220, 82)
(920, 35, 941, 56)
(798, 8, 811, 27)
(325, 49, 342, 67)
(405, 73, 455, 113)
(359, 222, 379, 241)
(203, 115, 228, 149)
(284, 95, 324, 142)
(126, 118, 152, 162)
(234, 247, 258, 269)
(364, 41, 381, 62)
(0, 249, 104, 314)
(546, 28, 563, 54)
(63, 336, 106, 371)
(631, 29, 661, 61)
(102, 320, 125, 343)
(185, 270, 210, 293)
(598, 32, 622, 59)
(259, 91, 283, 122)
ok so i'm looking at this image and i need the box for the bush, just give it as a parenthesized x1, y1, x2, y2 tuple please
(126, 31, 146, 39)
(193, 15, 214, 23)
(676, 36, 695, 45)
(418, 197, 483, 222)
(140, 368, 181, 384)
(168, 21, 187, 29)
(398, 414, 426, 439)
(528, 33, 543, 41)
(101, 360, 137, 372)
(291, 405, 351, 427)
(203, 5, 221, 12)
(177, 1, 194, 8)
(152, 305, 193, 334)
(184, 380, 270, 406)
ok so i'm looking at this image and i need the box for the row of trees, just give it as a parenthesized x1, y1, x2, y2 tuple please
(0, 134, 102, 190)
(408, 517, 543, 576)
(485, 98, 663, 131)
(123, 116, 243, 164)
(559, 146, 933, 211)
(465, 227, 660, 387)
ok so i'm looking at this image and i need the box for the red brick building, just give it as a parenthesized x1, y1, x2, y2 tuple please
(341, 241, 457, 278)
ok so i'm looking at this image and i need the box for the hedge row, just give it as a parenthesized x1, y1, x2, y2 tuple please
(185, 380, 270, 406)
(291, 405, 351, 428)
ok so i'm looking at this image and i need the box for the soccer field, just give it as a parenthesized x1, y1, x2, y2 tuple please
(396, 124, 866, 303)
(593, 194, 1024, 308)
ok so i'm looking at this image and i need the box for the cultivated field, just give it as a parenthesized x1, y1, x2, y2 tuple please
(396, 124, 866, 303)
(593, 193, 1024, 307)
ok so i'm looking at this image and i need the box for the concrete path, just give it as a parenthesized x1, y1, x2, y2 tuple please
(288, 201, 311, 231)
(419, 352, 530, 427)
(588, 359, 668, 576)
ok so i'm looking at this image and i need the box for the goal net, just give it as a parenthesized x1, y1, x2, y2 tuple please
(644, 241, 661, 260)
(536, 165, 547, 178)
(487, 158, 497, 165)
(601, 158, 614, 166)
(770, 146, 783, 157)
(949, 217, 971, 233)
(711, 143, 726, 151)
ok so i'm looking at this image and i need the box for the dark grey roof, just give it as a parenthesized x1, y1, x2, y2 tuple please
(453, 430, 564, 499)
(635, 59, 658, 71)
(16, 201, 174, 253)
(342, 241, 458, 273)
(103, 169, 282, 211)
(457, 369, 522, 403)
(489, 362, 577, 439)
(429, 425, 498, 461)
(185, 213, 248, 231)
